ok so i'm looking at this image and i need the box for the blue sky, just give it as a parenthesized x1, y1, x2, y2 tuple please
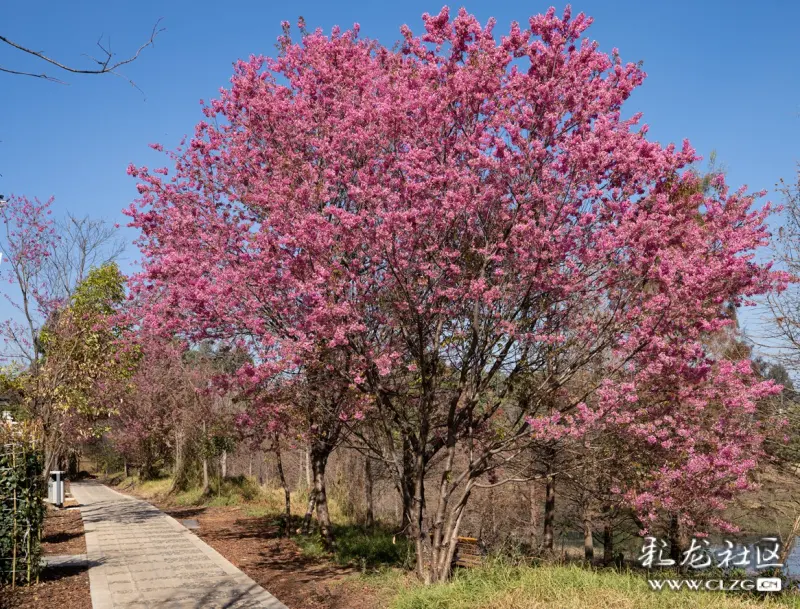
(1, 0, 798, 347)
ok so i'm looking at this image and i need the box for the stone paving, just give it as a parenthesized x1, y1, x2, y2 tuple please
(44, 553, 88, 568)
(70, 481, 287, 609)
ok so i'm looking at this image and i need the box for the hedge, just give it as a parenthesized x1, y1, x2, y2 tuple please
(0, 436, 45, 587)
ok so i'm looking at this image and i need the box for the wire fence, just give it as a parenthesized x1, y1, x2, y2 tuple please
(0, 423, 45, 588)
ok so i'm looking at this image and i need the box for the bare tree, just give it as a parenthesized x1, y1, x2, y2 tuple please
(769, 168, 800, 369)
(0, 19, 163, 89)
(44, 213, 124, 303)
(0, 200, 123, 365)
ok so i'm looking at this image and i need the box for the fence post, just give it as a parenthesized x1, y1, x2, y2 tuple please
(11, 447, 18, 588)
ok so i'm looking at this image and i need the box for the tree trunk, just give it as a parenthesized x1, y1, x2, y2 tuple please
(305, 446, 312, 489)
(668, 513, 687, 565)
(67, 451, 80, 476)
(139, 441, 157, 481)
(273, 434, 291, 537)
(295, 454, 303, 488)
(603, 524, 614, 565)
(529, 481, 538, 549)
(42, 435, 61, 483)
(39, 402, 63, 483)
(400, 479, 414, 532)
(410, 451, 430, 583)
(302, 490, 317, 534)
(489, 488, 497, 540)
(201, 421, 209, 493)
(400, 437, 415, 532)
(438, 483, 474, 580)
(221, 449, 227, 479)
(413, 418, 473, 584)
(170, 428, 186, 494)
(312, 452, 334, 547)
(426, 433, 477, 583)
(364, 457, 374, 528)
(542, 473, 556, 553)
(583, 510, 594, 561)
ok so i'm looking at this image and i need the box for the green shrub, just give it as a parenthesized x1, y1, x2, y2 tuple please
(0, 439, 45, 586)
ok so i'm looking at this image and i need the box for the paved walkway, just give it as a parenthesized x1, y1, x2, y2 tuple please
(70, 481, 287, 609)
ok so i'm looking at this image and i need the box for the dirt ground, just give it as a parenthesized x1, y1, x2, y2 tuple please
(41, 508, 86, 555)
(1, 566, 91, 609)
(160, 505, 386, 609)
(2, 507, 91, 609)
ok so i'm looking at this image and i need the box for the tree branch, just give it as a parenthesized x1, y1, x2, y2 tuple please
(0, 19, 164, 90)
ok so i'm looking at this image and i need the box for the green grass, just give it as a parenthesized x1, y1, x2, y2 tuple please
(334, 526, 414, 569)
(294, 534, 329, 559)
(200, 475, 262, 505)
(293, 523, 414, 570)
(364, 562, 800, 609)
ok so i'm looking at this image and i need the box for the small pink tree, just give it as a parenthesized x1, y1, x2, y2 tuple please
(103, 334, 218, 485)
(126, 8, 786, 581)
(0, 195, 58, 366)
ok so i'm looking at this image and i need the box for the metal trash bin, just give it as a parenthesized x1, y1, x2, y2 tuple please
(47, 470, 65, 506)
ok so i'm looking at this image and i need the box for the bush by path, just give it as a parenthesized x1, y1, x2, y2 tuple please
(0, 432, 45, 587)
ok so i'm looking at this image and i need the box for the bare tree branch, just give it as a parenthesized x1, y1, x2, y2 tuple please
(0, 19, 164, 90)
(44, 213, 125, 302)
(0, 65, 68, 84)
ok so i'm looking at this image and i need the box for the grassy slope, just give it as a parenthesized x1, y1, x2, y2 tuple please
(368, 563, 800, 609)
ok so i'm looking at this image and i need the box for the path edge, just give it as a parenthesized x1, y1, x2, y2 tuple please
(72, 481, 288, 609)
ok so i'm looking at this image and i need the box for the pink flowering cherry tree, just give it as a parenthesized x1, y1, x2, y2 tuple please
(126, 7, 786, 581)
(0, 195, 59, 366)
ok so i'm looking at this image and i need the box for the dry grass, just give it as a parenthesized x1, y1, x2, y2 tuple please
(109, 473, 356, 524)
(367, 562, 800, 609)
